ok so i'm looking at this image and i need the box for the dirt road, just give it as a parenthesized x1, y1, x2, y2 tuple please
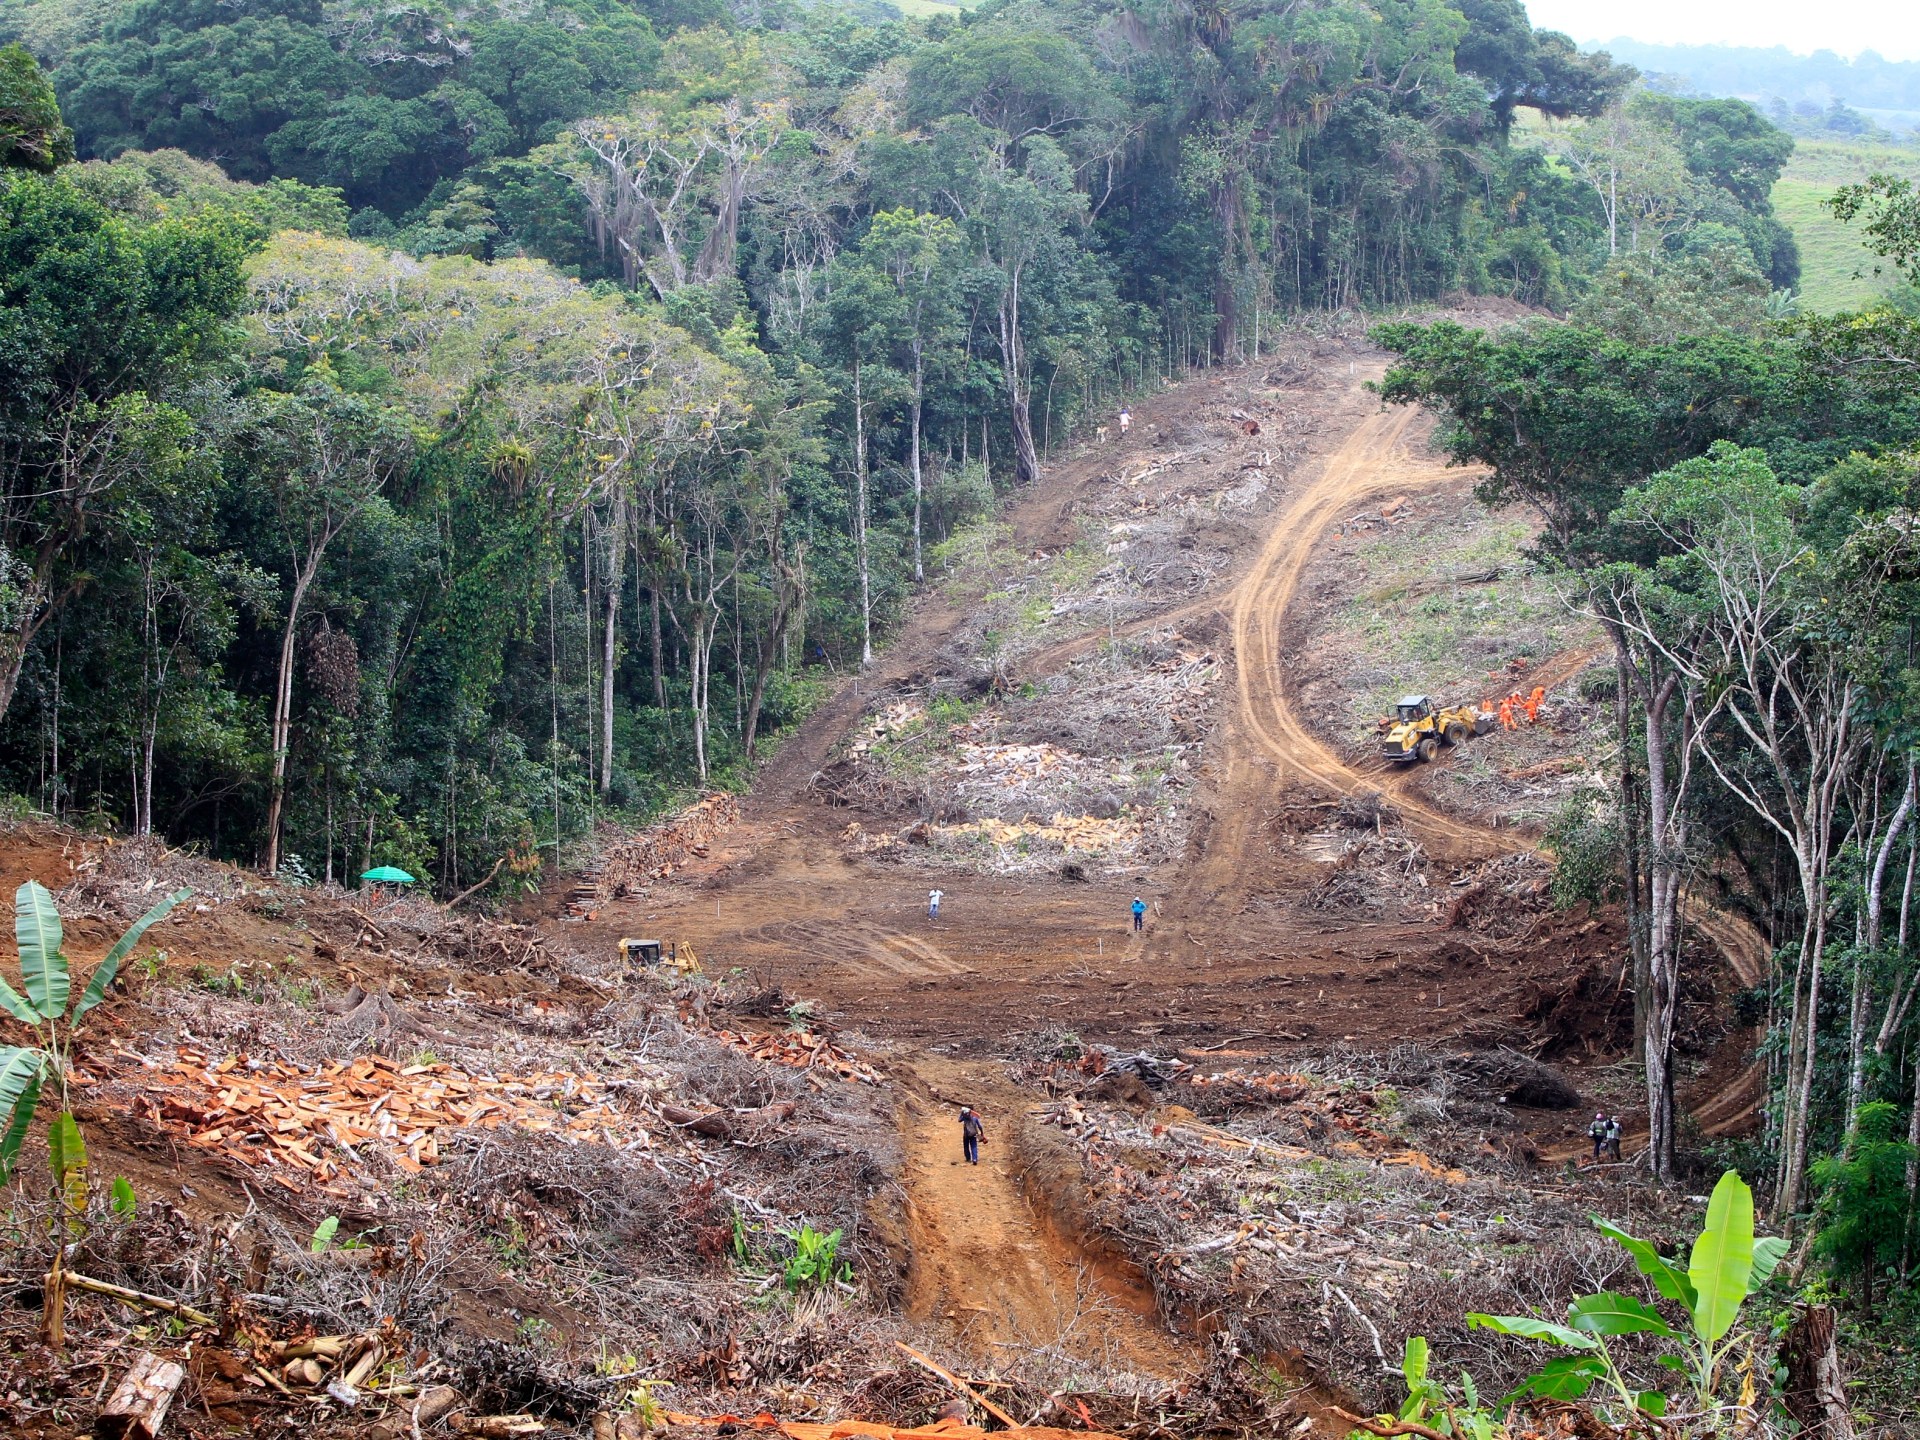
(899, 1058, 1183, 1376)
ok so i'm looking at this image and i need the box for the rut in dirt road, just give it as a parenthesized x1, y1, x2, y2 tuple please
(898, 1059, 1183, 1378)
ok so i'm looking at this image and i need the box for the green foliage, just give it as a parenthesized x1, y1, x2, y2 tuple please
(309, 1215, 340, 1252)
(1830, 173, 1920, 285)
(1542, 794, 1622, 908)
(1810, 1101, 1917, 1305)
(109, 1174, 136, 1220)
(1394, 1335, 1498, 1439)
(0, 41, 72, 172)
(0, 881, 186, 1181)
(780, 1223, 851, 1292)
(1471, 1171, 1779, 1419)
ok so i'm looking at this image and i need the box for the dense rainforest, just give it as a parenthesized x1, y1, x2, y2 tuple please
(7, 0, 1920, 1390)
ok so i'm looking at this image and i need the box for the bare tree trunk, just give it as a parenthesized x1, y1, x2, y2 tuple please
(910, 343, 925, 583)
(1643, 674, 1684, 1182)
(265, 564, 319, 876)
(1609, 630, 1651, 1054)
(744, 550, 804, 761)
(599, 488, 626, 797)
(852, 359, 873, 667)
(1783, 906, 1829, 1214)
(996, 273, 1039, 486)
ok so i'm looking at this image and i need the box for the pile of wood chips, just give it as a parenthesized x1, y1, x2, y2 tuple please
(113, 1047, 649, 1191)
(706, 1027, 883, 1084)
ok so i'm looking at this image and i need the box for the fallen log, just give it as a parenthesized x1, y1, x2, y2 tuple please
(449, 1416, 547, 1438)
(658, 1103, 733, 1140)
(365, 1384, 460, 1440)
(95, 1351, 187, 1440)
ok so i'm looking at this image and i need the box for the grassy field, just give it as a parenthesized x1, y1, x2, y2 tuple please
(1774, 138, 1920, 313)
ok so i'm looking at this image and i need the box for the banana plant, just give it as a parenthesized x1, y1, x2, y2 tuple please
(1468, 1170, 1788, 1418)
(0, 879, 187, 1345)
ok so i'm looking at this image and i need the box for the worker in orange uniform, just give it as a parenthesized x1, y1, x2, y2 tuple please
(1524, 685, 1545, 723)
(1498, 695, 1516, 730)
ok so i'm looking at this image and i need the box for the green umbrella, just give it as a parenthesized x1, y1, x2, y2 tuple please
(360, 866, 415, 884)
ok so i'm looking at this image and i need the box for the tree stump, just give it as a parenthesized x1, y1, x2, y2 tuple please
(95, 1351, 187, 1440)
(1782, 1304, 1855, 1439)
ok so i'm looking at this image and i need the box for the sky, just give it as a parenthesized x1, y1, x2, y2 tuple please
(1521, 0, 1920, 64)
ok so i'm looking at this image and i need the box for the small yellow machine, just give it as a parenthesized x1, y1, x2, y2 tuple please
(1379, 694, 1488, 763)
(619, 938, 701, 975)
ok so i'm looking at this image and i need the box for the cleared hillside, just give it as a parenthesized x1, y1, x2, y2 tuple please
(1774, 138, 1920, 310)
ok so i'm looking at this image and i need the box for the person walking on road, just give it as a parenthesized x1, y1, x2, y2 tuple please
(1588, 1111, 1608, 1161)
(959, 1106, 985, 1165)
(928, 888, 943, 921)
(1604, 1114, 1623, 1162)
(1131, 896, 1147, 932)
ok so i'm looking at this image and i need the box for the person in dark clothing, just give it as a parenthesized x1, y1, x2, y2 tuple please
(960, 1107, 985, 1165)
(1588, 1111, 1608, 1161)
(1131, 896, 1147, 931)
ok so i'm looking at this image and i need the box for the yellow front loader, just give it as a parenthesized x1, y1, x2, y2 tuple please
(1378, 694, 1488, 764)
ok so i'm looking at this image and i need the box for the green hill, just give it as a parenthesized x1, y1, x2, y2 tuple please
(1774, 138, 1920, 312)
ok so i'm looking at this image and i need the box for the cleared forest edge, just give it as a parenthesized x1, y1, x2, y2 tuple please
(585, 346, 1767, 1378)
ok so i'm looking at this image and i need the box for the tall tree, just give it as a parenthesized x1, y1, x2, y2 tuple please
(0, 172, 254, 728)
(248, 372, 413, 875)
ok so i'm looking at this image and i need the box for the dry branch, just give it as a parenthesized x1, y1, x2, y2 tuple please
(65, 1272, 214, 1328)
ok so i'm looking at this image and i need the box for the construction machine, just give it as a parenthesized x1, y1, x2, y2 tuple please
(619, 937, 701, 976)
(1378, 694, 1488, 764)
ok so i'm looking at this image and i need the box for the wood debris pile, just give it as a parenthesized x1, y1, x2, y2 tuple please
(952, 737, 1079, 782)
(249, 1329, 399, 1407)
(933, 812, 1142, 854)
(1187, 1069, 1311, 1101)
(113, 1048, 650, 1188)
(846, 700, 927, 758)
(589, 793, 740, 904)
(700, 1026, 883, 1084)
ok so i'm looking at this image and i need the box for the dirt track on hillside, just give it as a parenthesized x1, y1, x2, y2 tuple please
(572, 358, 1762, 1364)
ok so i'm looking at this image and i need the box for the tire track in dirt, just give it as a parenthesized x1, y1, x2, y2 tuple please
(899, 1057, 1183, 1378)
(1209, 397, 1504, 883)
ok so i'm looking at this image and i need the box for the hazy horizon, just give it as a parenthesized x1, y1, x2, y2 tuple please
(1524, 1, 1920, 65)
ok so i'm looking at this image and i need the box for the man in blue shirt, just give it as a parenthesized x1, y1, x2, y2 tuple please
(1131, 896, 1147, 931)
